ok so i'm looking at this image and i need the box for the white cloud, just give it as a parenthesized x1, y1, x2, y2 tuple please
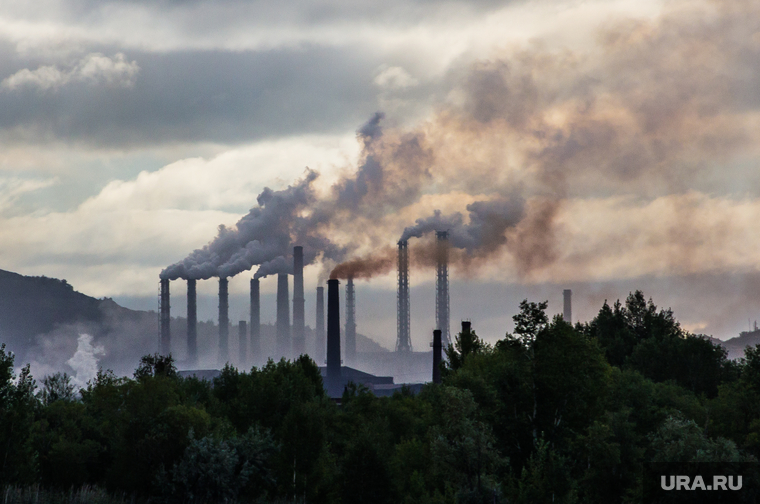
(1, 52, 139, 91)
(0, 176, 58, 210)
(0, 134, 358, 296)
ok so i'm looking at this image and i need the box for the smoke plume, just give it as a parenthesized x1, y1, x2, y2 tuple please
(165, 0, 760, 285)
(161, 169, 345, 280)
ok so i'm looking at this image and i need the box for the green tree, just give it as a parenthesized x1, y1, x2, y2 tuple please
(39, 372, 76, 405)
(446, 323, 490, 372)
(428, 386, 505, 502)
(0, 343, 37, 485)
(650, 415, 748, 463)
(161, 426, 277, 503)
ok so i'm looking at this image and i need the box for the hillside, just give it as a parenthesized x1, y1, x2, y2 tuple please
(0, 269, 103, 350)
(715, 330, 760, 360)
(0, 269, 392, 379)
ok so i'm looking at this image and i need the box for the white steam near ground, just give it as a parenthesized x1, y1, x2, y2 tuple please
(65, 334, 104, 389)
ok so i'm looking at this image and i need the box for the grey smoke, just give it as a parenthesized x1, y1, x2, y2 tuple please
(400, 195, 525, 253)
(162, 112, 407, 282)
(161, 169, 342, 280)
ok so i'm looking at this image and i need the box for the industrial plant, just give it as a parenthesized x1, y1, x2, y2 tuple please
(159, 239, 575, 397)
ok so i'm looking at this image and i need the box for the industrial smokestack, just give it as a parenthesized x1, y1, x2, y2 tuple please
(239, 320, 247, 368)
(563, 289, 572, 324)
(432, 329, 442, 384)
(187, 279, 197, 366)
(276, 273, 291, 359)
(250, 278, 260, 364)
(316, 286, 325, 363)
(219, 277, 229, 364)
(461, 320, 471, 336)
(436, 231, 450, 348)
(326, 279, 342, 396)
(292, 246, 305, 357)
(345, 275, 356, 364)
(396, 240, 412, 352)
(160, 278, 170, 355)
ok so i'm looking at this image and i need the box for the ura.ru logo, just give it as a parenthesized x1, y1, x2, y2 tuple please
(661, 475, 742, 491)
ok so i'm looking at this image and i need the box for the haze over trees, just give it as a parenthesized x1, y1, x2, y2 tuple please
(0, 291, 757, 503)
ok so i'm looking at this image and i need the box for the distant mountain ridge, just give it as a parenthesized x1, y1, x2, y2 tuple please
(713, 330, 760, 360)
(0, 269, 104, 350)
(0, 269, 387, 374)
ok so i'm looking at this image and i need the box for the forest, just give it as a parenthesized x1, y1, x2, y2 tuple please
(0, 290, 758, 503)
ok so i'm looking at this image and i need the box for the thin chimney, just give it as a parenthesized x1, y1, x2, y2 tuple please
(345, 275, 356, 364)
(187, 279, 197, 366)
(316, 286, 325, 363)
(219, 277, 229, 365)
(160, 278, 170, 355)
(292, 246, 305, 356)
(563, 289, 572, 324)
(326, 279, 342, 397)
(238, 320, 247, 368)
(436, 231, 450, 347)
(396, 240, 412, 352)
(432, 329, 442, 384)
(276, 273, 291, 359)
(250, 278, 260, 364)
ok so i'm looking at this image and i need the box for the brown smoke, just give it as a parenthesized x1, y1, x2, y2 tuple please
(329, 246, 396, 280)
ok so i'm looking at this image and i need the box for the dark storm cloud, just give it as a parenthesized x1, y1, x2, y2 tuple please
(0, 44, 381, 147)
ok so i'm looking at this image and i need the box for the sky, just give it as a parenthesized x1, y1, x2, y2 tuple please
(2, 0, 760, 354)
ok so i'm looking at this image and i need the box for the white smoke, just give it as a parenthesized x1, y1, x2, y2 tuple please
(66, 333, 105, 389)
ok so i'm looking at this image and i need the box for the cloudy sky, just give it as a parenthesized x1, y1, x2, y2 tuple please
(2, 0, 760, 351)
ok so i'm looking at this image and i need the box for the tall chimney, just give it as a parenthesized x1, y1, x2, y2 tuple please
(396, 240, 412, 352)
(292, 246, 305, 357)
(432, 329, 442, 384)
(276, 273, 291, 359)
(187, 279, 197, 366)
(219, 277, 229, 365)
(250, 278, 260, 364)
(563, 289, 572, 324)
(238, 320, 247, 368)
(160, 278, 170, 355)
(316, 286, 325, 363)
(436, 231, 451, 347)
(345, 275, 356, 364)
(326, 279, 342, 396)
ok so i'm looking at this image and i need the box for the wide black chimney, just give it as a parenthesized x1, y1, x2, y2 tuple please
(326, 279, 341, 396)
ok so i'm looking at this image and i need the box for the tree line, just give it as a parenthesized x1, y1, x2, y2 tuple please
(1, 290, 758, 503)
